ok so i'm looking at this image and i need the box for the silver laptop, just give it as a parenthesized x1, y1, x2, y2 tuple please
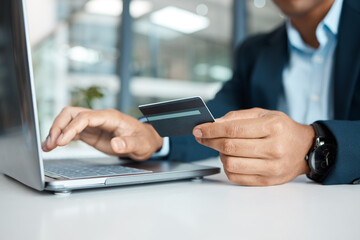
(0, 0, 220, 194)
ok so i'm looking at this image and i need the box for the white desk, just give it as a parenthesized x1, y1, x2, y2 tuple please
(0, 158, 359, 240)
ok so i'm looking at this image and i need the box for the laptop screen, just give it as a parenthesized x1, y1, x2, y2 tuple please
(0, 0, 44, 190)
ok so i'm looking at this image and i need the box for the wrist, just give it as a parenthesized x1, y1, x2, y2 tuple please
(144, 123, 163, 152)
(301, 124, 316, 175)
(305, 122, 337, 182)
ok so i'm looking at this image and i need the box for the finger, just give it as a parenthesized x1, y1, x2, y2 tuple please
(41, 138, 50, 152)
(196, 137, 270, 158)
(220, 154, 281, 177)
(111, 136, 153, 161)
(78, 127, 103, 146)
(73, 130, 119, 156)
(57, 110, 122, 146)
(193, 117, 270, 139)
(45, 107, 89, 150)
(56, 111, 100, 146)
(218, 108, 268, 122)
(224, 170, 277, 186)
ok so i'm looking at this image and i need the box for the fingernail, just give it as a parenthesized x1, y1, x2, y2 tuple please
(46, 135, 51, 146)
(41, 141, 47, 151)
(193, 129, 202, 138)
(115, 139, 126, 151)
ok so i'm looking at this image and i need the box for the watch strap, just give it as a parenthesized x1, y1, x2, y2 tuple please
(311, 121, 336, 144)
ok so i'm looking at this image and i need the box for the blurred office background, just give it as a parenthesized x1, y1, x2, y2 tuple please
(26, 0, 283, 152)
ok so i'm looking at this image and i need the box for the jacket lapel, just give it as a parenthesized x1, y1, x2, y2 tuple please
(250, 25, 289, 110)
(250, 0, 360, 118)
(333, 0, 360, 119)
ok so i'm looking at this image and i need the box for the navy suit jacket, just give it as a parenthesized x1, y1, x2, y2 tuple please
(168, 0, 360, 185)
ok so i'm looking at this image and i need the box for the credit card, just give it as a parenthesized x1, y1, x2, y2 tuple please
(139, 96, 215, 137)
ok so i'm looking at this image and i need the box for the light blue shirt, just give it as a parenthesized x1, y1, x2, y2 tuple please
(279, 0, 344, 125)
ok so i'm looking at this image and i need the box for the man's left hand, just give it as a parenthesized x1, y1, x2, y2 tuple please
(193, 108, 315, 186)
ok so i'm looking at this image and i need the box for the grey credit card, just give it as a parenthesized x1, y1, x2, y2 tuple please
(139, 96, 215, 137)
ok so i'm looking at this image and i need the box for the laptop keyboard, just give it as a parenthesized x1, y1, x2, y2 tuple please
(44, 160, 152, 179)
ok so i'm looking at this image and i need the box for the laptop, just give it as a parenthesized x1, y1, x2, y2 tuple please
(0, 0, 220, 194)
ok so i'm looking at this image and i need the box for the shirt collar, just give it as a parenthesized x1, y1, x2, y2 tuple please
(323, 0, 343, 35)
(286, 0, 344, 51)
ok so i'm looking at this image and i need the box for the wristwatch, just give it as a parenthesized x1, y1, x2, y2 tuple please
(305, 122, 337, 182)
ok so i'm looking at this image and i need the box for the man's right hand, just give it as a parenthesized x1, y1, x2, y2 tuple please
(41, 107, 163, 161)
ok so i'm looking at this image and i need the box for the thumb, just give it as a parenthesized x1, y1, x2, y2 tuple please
(110, 137, 127, 153)
(111, 136, 152, 161)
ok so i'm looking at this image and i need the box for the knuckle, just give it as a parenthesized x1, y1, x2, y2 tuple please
(223, 158, 244, 173)
(271, 144, 285, 158)
(263, 115, 284, 134)
(224, 111, 237, 119)
(201, 125, 211, 137)
(222, 139, 235, 154)
(63, 106, 72, 112)
(223, 157, 233, 171)
(49, 126, 55, 134)
(258, 177, 272, 186)
(61, 106, 73, 115)
(268, 162, 283, 177)
(64, 127, 76, 136)
(252, 107, 267, 117)
(226, 173, 237, 183)
(51, 126, 62, 136)
(225, 124, 239, 137)
(204, 123, 218, 138)
(269, 113, 290, 132)
(78, 111, 90, 119)
(276, 111, 288, 119)
(107, 108, 119, 115)
(144, 142, 152, 152)
(270, 119, 285, 133)
(251, 107, 263, 113)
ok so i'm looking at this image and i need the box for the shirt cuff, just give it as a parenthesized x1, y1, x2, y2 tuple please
(151, 137, 170, 159)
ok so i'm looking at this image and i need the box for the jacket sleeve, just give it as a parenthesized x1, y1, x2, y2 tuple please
(320, 120, 360, 184)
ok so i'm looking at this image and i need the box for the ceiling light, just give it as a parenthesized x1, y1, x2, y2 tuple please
(254, 0, 266, 9)
(68, 46, 100, 64)
(131, 1, 152, 18)
(85, 0, 153, 18)
(85, 0, 122, 16)
(150, 6, 210, 34)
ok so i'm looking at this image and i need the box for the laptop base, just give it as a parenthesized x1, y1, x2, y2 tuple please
(44, 158, 220, 194)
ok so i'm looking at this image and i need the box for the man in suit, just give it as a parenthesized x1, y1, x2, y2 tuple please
(42, 0, 360, 186)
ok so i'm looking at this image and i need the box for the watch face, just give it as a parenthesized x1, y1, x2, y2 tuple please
(311, 144, 336, 174)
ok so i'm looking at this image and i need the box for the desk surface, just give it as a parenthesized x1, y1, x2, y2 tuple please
(0, 158, 359, 240)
